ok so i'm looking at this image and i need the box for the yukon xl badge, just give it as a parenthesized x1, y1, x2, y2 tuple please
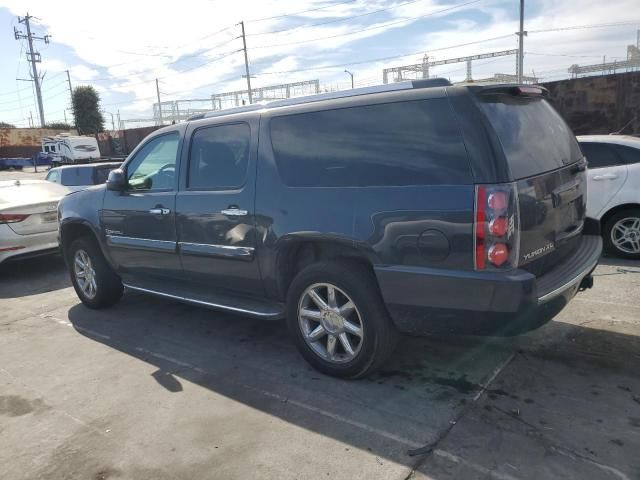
(522, 242, 555, 261)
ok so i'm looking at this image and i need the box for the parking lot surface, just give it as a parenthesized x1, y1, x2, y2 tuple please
(1, 170, 639, 480)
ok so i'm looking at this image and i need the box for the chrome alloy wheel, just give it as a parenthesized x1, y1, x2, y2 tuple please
(297, 283, 364, 364)
(74, 249, 97, 299)
(611, 217, 640, 254)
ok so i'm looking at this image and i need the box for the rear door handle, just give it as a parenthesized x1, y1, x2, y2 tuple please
(221, 207, 248, 216)
(592, 173, 618, 181)
(149, 208, 171, 215)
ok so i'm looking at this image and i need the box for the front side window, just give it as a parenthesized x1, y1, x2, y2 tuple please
(580, 142, 621, 169)
(46, 170, 59, 182)
(187, 123, 250, 189)
(126, 132, 179, 191)
(270, 99, 471, 187)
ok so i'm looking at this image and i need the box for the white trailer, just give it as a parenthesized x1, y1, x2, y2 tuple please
(41, 134, 101, 166)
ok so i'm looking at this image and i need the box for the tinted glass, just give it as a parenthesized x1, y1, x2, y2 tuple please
(61, 167, 94, 186)
(580, 142, 621, 169)
(613, 144, 640, 165)
(127, 132, 179, 191)
(270, 98, 471, 187)
(188, 123, 250, 189)
(46, 170, 59, 182)
(478, 96, 582, 179)
(95, 166, 117, 184)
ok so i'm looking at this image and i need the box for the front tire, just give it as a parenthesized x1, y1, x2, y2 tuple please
(67, 236, 123, 309)
(603, 208, 640, 259)
(286, 260, 398, 379)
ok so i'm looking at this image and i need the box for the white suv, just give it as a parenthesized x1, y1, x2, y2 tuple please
(579, 135, 640, 259)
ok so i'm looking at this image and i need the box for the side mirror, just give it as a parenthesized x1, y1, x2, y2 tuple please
(106, 169, 126, 191)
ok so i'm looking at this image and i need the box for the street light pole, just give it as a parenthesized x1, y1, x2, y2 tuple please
(344, 69, 354, 89)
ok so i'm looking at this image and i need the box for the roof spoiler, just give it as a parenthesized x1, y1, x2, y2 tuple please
(477, 85, 549, 97)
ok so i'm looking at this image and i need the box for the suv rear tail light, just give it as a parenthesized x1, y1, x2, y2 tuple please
(474, 184, 520, 271)
(0, 213, 30, 224)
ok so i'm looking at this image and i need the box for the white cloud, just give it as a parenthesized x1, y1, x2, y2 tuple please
(3, 0, 638, 120)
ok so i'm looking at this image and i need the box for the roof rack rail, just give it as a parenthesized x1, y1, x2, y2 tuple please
(192, 78, 451, 120)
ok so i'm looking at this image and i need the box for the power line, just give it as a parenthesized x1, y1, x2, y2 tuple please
(528, 21, 640, 34)
(251, 0, 484, 49)
(254, 33, 513, 75)
(248, 0, 358, 23)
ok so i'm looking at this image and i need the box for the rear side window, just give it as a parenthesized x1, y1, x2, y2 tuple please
(613, 144, 640, 165)
(188, 123, 250, 189)
(95, 167, 116, 184)
(61, 167, 94, 186)
(580, 142, 622, 169)
(478, 96, 582, 179)
(270, 98, 471, 187)
(46, 170, 59, 182)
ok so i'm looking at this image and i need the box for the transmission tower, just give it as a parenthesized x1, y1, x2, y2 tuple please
(14, 13, 50, 127)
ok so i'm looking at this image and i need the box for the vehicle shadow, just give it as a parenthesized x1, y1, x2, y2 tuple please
(66, 292, 640, 469)
(0, 254, 70, 299)
(598, 255, 640, 268)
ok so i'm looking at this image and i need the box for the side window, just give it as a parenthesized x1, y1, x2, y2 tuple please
(46, 170, 59, 182)
(126, 132, 179, 191)
(61, 167, 94, 186)
(269, 98, 471, 187)
(95, 167, 116, 184)
(187, 123, 250, 189)
(44, 145, 50, 153)
(581, 143, 621, 169)
(613, 144, 640, 165)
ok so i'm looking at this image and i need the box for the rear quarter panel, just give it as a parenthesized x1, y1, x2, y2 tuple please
(255, 103, 475, 300)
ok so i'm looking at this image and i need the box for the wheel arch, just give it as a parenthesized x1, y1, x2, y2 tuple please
(273, 235, 380, 301)
(59, 219, 112, 267)
(600, 203, 640, 229)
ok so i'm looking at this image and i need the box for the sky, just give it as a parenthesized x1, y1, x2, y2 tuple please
(0, 0, 638, 128)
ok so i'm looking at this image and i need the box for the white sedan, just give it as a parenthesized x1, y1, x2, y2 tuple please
(579, 135, 640, 259)
(0, 180, 71, 264)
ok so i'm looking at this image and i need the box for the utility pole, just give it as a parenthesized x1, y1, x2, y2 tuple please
(239, 21, 253, 104)
(65, 70, 74, 126)
(344, 70, 354, 88)
(155, 78, 163, 125)
(14, 13, 50, 127)
(516, 0, 525, 83)
(117, 110, 121, 130)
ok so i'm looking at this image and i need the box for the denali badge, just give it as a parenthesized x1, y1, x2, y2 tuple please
(522, 242, 555, 261)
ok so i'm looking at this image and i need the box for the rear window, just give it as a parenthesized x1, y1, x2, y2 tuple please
(270, 98, 471, 187)
(61, 167, 94, 186)
(478, 96, 582, 180)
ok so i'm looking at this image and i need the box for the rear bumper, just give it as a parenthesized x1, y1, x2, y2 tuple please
(374, 234, 602, 336)
(0, 225, 59, 264)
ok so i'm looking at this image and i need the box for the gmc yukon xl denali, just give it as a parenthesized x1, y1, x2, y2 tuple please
(58, 79, 601, 378)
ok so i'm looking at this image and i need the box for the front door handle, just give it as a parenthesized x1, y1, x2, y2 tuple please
(221, 207, 248, 217)
(592, 173, 618, 181)
(149, 208, 171, 215)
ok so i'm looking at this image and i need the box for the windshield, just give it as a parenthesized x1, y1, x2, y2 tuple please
(478, 95, 582, 179)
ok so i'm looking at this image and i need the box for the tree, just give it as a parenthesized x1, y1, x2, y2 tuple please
(0, 122, 16, 128)
(45, 122, 74, 130)
(72, 85, 105, 134)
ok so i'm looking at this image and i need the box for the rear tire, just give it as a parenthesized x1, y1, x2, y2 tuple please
(67, 236, 123, 309)
(603, 208, 640, 259)
(286, 260, 398, 379)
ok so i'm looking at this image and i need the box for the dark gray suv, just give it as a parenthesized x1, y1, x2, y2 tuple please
(58, 79, 601, 378)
